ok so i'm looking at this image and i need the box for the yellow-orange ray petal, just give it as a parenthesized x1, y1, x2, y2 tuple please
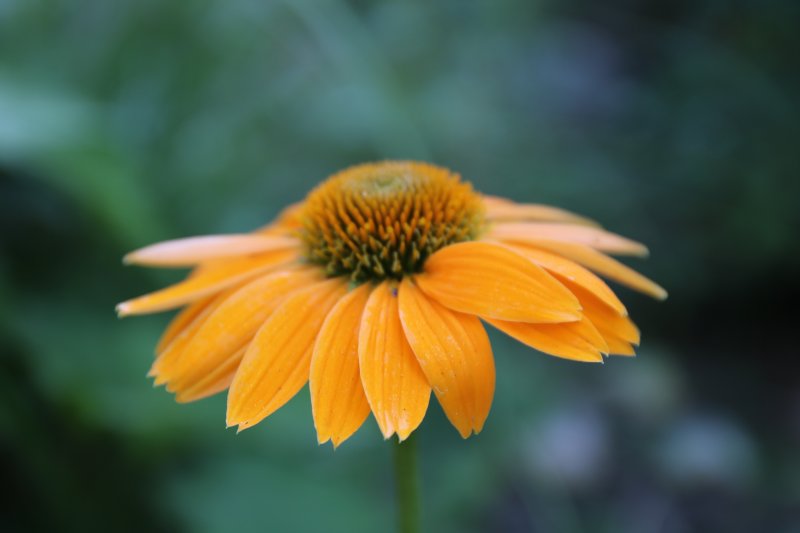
(358, 282, 431, 441)
(154, 295, 216, 355)
(489, 223, 649, 256)
(605, 337, 637, 357)
(116, 248, 299, 316)
(150, 287, 240, 383)
(482, 195, 599, 226)
(310, 284, 372, 447)
(123, 235, 299, 267)
(398, 279, 494, 438)
(567, 283, 640, 346)
(485, 315, 607, 362)
(173, 347, 245, 403)
(502, 244, 627, 315)
(416, 241, 581, 323)
(512, 240, 667, 300)
(226, 278, 347, 431)
(159, 269, 320, 391)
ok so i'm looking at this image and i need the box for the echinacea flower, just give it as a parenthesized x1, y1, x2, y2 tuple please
(118, 161, 665, 446)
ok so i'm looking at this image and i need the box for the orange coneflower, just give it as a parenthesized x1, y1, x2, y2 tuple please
(118, 161, 665, 446)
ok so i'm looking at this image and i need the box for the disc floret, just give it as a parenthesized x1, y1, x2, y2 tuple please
(300, 161, 485, 281)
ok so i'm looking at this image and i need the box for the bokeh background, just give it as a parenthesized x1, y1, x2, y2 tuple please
(2, 1, 799, 532)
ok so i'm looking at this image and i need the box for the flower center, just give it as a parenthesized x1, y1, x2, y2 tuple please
(300, 161, 485, 281)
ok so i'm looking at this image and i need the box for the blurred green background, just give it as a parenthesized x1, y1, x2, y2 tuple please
(2, 0, 799, 532)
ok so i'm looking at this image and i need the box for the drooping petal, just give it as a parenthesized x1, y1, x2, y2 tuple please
(116, 248, 299, 316)
(485, 316, 607, 362)
(398, 279, 494, 438)
(226, 278, 347, 430)
(154, 295, 216, 355)
(567, 283, 641, 353)
(510, 240, 667, 300)
(502, 244, 627, 315)
(416, 241, 581, 323)
(489, 223, 649, 256)
(174, 347, 245, 403)
(358, 282, 431, 441)
(583, 299, 640, 345)
(150, 287, 240, 383)
(482, 195, 598, 226)
(159, 269, 320, 392)
(604, 337, 637, 357)
(123, 235, 299, 267)
(310, 284, 372, 447)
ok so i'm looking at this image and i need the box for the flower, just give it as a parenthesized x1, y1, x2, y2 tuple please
(118, 161, 665, 446)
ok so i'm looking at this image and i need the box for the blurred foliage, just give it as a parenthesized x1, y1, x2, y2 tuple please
(1, 0, 799, 532)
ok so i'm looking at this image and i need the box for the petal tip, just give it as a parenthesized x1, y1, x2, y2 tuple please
(174, 394, 192, 404)
(396, 427, 417, 442)
(378, 421, 396, 440)
(624, 243, 650, 258)
(456, 427, 472, 439)
(576, 351, 605, 364)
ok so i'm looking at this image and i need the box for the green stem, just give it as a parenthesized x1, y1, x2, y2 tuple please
(393, 434, 420, 533)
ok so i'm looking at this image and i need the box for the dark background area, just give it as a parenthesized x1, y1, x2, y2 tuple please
(1, 1, 799, 532)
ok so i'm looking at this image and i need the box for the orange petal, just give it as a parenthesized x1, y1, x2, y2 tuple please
(567, 283, 641, 348)
(116, 248, 299, 316)
(310, 284, 372, 447)
(123, 235, 299, 267)
(154, 295, 216, 355)
(513, 240, 667, 300)
(226, 278, 347, 430)
(482, 195, 598, 226)
(398, 279, 494, 438)
(604, 337, 636, 357)
(485, 315, 607, 362)
(489, 223, 648, 256)
(358, 282, 431, 441)
(174, 347, 245, 403)
(502, 244, 627, 315)
(150, 287, 240, 383)
(159, 269, 320, 391)
(416, 241, 581, 323)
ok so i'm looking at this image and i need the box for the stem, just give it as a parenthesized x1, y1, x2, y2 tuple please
(393, 434, 420, 533)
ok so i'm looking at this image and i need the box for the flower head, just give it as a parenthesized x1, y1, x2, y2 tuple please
(118, 161, 665, 446)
